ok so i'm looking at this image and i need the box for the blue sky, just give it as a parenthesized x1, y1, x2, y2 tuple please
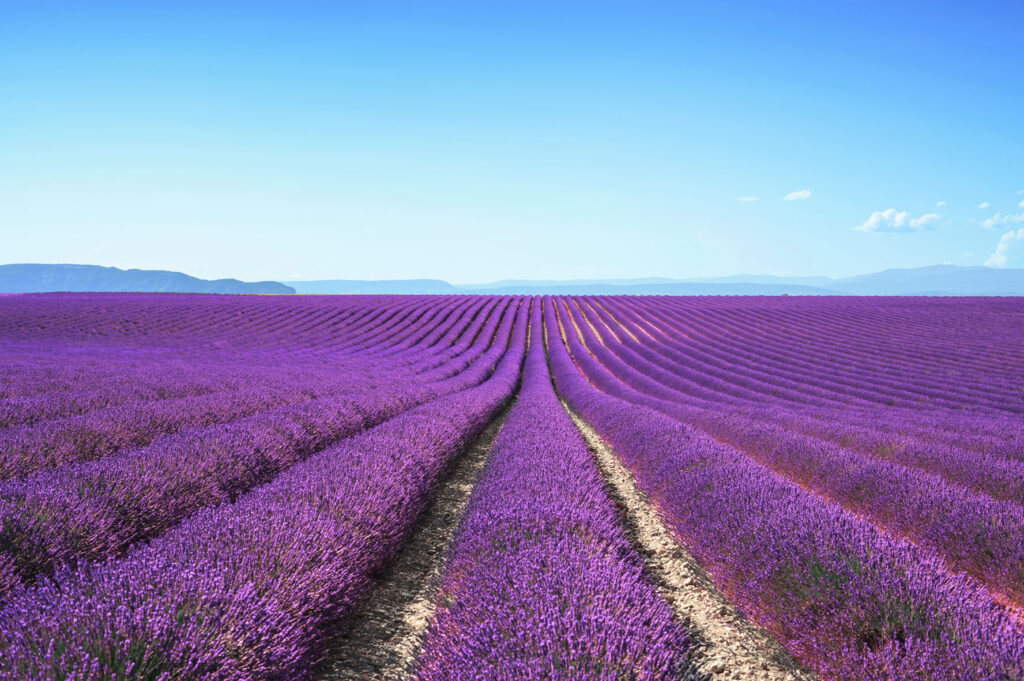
(2, 1, 1022, 282)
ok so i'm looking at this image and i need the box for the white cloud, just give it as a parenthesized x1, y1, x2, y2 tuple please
(962, 252, 974, 258)
(936, 200, 947, 207)
(978, 202, 991, 209)
(981, 212, 1024, 231)
(737, 196, 760, 202)
(913, 213, 942, 228)
(854, 209, 942, 233)
(986, 228, 1024, 268)
(783, 189, 811, 201)
(1019, 199, 1024, 208)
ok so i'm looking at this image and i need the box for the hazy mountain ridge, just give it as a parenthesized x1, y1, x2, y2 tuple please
(454, 265, 1024, 296)
(290, 279, 457, 294)
(459, 282, 835, 295)
(828, 265, 1024, 296)
(4, 263, 1024, 296)
(0, 264, 295, 295)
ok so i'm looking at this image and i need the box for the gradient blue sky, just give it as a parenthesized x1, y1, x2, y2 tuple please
(2, 1, 1023, 283)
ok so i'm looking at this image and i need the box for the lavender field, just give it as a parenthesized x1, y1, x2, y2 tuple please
(1, 292, 1023, 681)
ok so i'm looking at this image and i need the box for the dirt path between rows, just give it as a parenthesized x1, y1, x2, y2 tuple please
(563, 400, 818, 681)
(315, 399, 514, 681)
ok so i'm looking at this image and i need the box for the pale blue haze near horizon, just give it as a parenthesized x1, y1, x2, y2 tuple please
(2, 1, 1022, 283)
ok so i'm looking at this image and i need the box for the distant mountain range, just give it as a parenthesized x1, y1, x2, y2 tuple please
(290, 279, 457, 295)
(0, 264, 295, 295)
(290, 265, 1024, 296)
(3, 263, 1024, 296)
(459, 281, 833, 296)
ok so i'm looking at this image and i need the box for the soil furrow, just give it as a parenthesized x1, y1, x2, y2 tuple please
(563, 400, 818, 681)
(315, 398, 515, 681)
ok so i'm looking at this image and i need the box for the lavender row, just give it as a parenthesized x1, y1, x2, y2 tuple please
(414, 303, 692, 680)
(757, 400, 1024, 464)
(646, 295, 1023, 385)
(591, 297, 882, 409)
(606, 296, 1023, 415)
(396, 297, 494, 365)
(608, 298, 933, 406)
(0, 298, 527, 681)
(374, 297, 486, 358)
(0, 298, 458, 424)
(589, 296, 1024, 493)
(340, 297, 468, 357)
(0, 380, 365, 480)
(0, 294, 465, 357)
(602, 297, 1024, 479)
(621, 296, 1024, 412)
(546, 298, 1024, 680)
(0, 300, 498, 477)
(741, 404, 1024, 497)
(0, 300, 522, 598)
(575, 299, 1024, 500)
(410, 297, 505, 373)
(582, 296, 1024, 506)
(335, 297, 488, 359)
(686, 410, 1024, 602)
(0, 364, 226, 428)
(562, 298, 1024, 602)
(0, 294, 488, 399)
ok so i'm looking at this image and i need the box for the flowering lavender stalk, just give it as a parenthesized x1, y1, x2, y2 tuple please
(546, 297, 1024, 680)
(0, 302, 528, 681)
(414, 302, 693, 680)
(0, 300, 521, 598)
(563, 297, 1024, 599)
